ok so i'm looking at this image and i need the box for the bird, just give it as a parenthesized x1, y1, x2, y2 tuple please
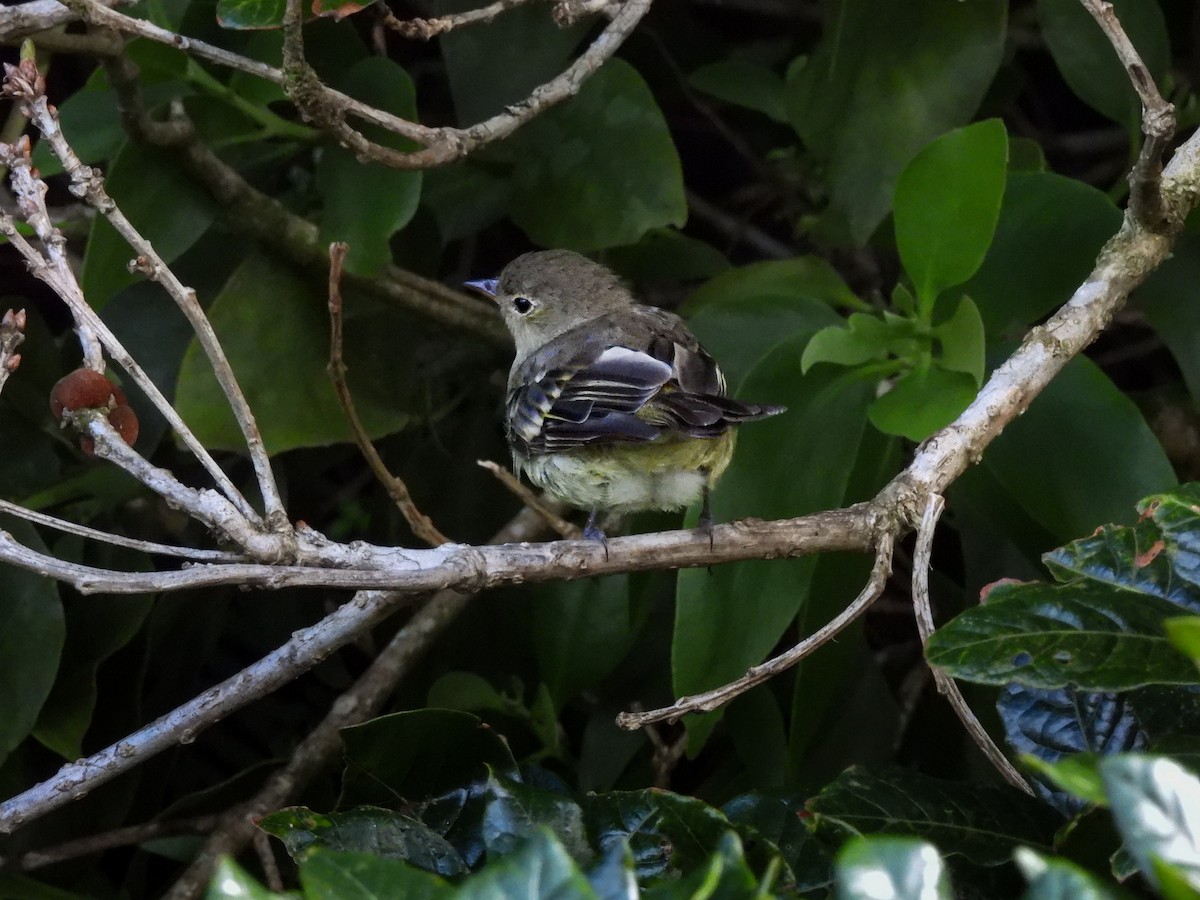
(467, 249, 785, 542)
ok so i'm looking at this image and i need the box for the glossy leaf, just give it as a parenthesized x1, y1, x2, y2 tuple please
(604, 229, 730, 284)
(300, 849, 451, 899)
(963, 173, 1120, 339)
(1101, 755, 1200, 891)
(807, 767, 1060, 865)
(508, 60, 686, 251)
(673, 335, 874, 750)
(339, 709, 517, 808)
(1014, 847, 1129, 900)
(0, 519, 65, 766)
(216, 0, 286, 29)
(80, 143, 218, 310)
(258, 806, 467, 875)
(835, 837, 952, 900)
(894, 119, 1008, 313)
(206, 857, 291, 898)
(458, 830, 596, 899)
(689, 60, 787, 122)
(482, 770, 590, 862)
(1141, 485, 1200, 594)
(867, 365, 979, 442)
(786, 0, 1006, 242)
(1038, 0, 1170, 127)
(927, 582, 1198, 690)
(315, 58, 422, 276)
(173, 253, 420, 453)
(982, 355, 1177, 542)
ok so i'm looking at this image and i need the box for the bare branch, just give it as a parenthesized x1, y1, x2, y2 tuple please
(327, 242, 450, 548)
(382, 0, 540, 39)
(477, 459, 580, 538)
(1079, 0, 1175, 227)
(1, 814, 219, 871)
(912, 495, 1033, 795)
(0, 0, 130, 42)
(617, 529, 895, 729)
(0, 307, 25, 394)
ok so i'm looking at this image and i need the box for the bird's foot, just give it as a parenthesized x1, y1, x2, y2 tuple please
(697, 483, 715, 551)
(583, 511, 609, 560)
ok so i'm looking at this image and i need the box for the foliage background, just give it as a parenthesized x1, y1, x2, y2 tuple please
(2, 0, 1200, 895)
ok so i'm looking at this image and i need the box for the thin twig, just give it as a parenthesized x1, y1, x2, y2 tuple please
(477, 459, 580, 538)
(0, 307, 25, 394)
(381, 0, 539, 39)
(1079, 0, 1175, 227)
(617, 529, 895, 729)
(912, 495, 1033, 795)
(253, 831, 283, 892)
(327, 242, 450, 547)
(1, 814, 220, 871)
(0, 499, 246, 562)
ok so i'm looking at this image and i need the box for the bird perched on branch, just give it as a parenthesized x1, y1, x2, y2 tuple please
(468, 250, 785, 541)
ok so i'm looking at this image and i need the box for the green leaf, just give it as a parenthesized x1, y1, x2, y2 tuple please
(963, 173, 1121, 340)
(673, 336, 874, 751)
(685, 258, 853, 387)
(801, 314, 891, 372)
(603, 229, 730, 284)
(934, 295, 986, 384)
(258, 806, 467, 875)
(1100, 755, 1200, 892)
(867, 365, 978, 442)
(1014, 847, 1129, 899)
(894, 119, 1008, 314)
(1168, 618, 1200, 666)
(316, 58, 422, 276)
(206, 857, 292, 898)
(689, 60, 787, 122)
(482, 770, 591, 863)
(807, 767, 1060, 866)
(786, 0, 1006, 242)
(836, 837, 952, 900)
(339, 709, 517, 808)
(173, 252, 419, 453)
(81, 143, 218, 310)
(1021, 753, 1108, 807)
(1038, 0, 1171, 127)
(216, 0, 286, 29)
(1141, 232, 1200, 402)
(508, 60, 687, 251)
(299, 849, 451, 899)
(531, 575, 636, 709)
(422, 163, 513, 244)
(459, 830, 596, 899)
(0, 518, 65, 766)
(983, 355, 1177, 542)
(925, 582, 1198, 691)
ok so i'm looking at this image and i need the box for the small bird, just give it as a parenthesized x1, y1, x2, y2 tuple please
(467, 250, 784, 541)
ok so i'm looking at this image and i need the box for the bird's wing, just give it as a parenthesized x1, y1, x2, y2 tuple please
(507, 311, 784, 456)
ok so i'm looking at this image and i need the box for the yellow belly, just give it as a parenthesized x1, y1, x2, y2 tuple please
(519, 432, 735, 513)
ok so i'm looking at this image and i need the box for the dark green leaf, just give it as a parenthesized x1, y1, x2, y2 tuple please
(964, 173, 1120, 340)
(867, 365, 978, 442)
(926, 582, 1198, 690)
(457, 830, 597, 899)
(482, 770, 590, 862)
(1037, 0, 1170, 127)
(1168, 618, 1200, 665)
(1141, 232, 1200, 402)
(508, 60, 686, 251)
(673, 336, 874, 751)
(1101, 755, 1200, 891)
(835, 837, 952, 900)
(0, 519, 65, 766)
(81, 143, 218, 310)
(316, 58, 422, 276)
(642, 832, 762, 899)
(339, 709, 517, 808)
(422, 163, 513, 243)
(724, 791, 833, 893)
(206, 857, 292, 898)
(586, 841, 638, 900)
(603, 230, 730, 284)
(299, 849, 451, 899)
(935, 296, 986, 384)
(1141, 485, 1200, 595)
(894, 119, 1008, 312)
(983, 355, 1177, 542)
(173, 252, 418, 453)
(786, 0, 1006, 242)
(258, 806, 467, 876)
(807, 767, 1060, 866)
(1014, 847, 1130, 899)
(689, 60, 787, 122)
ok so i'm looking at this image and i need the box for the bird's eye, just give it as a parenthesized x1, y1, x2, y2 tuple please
(512, 296, 535, 315)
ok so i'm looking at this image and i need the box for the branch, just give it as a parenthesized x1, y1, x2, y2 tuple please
(382, 0, 540, 39)
(1079, 0, 1176, 227)
(0, 0, 130, 41)
(327, 242, 450, 548)
(911, 494, 1033, 795)
(0, 307, 25, 394)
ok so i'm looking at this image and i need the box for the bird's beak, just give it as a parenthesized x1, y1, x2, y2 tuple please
(464, 278, 499, 300)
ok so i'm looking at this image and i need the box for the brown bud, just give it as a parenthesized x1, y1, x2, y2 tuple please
(5, 354, 20, 372)
(49, 368, 117, 420)
(107, 403, 139, 447)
